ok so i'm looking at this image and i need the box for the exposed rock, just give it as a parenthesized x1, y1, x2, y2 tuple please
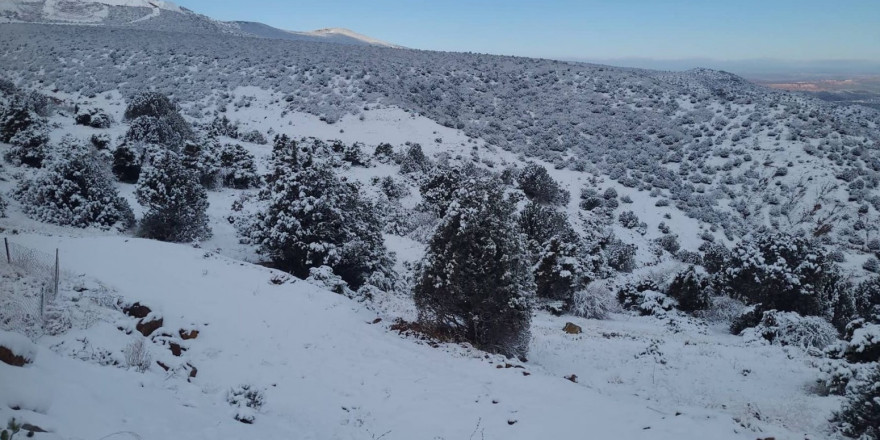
(0, 345, 29, 367)
(123, 302, 152, 319)
(179, 329, 199, 340)
(565, 374, 578, 383)
(136, 316, 163, 337)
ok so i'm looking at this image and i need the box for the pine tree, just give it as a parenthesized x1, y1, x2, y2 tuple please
(414, 177, 533, 358)
(833, 364, 880, 440)
(517, 163, 569, 206)
(135, 149, 211, 242)
(666, 266, 711, 313)
(534, 236, 584, 301)
(250, 137, 391, 289)
(13, 136, 134, 228)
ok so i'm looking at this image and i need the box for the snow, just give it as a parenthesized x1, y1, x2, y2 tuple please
(0, 233, 787, 440)
(0, 328, 37, 362)
(301, 28, 402, 48)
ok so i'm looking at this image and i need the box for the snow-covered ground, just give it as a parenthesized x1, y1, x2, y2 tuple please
(0, 96, 845, 439)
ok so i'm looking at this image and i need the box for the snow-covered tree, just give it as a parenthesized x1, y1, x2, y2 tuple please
(2, 103, 49, 167)
(249, 136, 391, 289)
(112, 144, 143, 183)
(414, 177, 533, 358)
(13, 136, 134, 229)
(666, 266, 711, 313)
(717, 230, 840, 319)
(518, 163, 569, 206)
(135, 149, 211, 242)
(832, 364, 880, 440)
(123, 92, 192, 150)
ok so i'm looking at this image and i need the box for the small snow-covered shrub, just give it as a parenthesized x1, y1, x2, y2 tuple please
(0, 193, 6, 218)
(518, 163, 569, 206)
(618, 210, 640, 229)
(864, 258, 880, 274)
(697, 295, 747, 325)
(570, 283, 615, 319)
(124, 338, 152, 373)
(136, 149, 211, 242)
(306, 266, 354, 297)
(112, 144, 142, 183)
(216, 143, 259, 189)
(618, 280, 677, 316)
(604, 238, 637, 273)
(742, 310, 838, 350)
(666, 266, 711, 313)
(14, 136, 134, 229)
(240, 129, 267, 145)
(828, 320, 880, 364)
(227, 384, 265, 424)
(655, 234, 681, 254)
(4, 122, 49, 167)
(832, 364, 880, 440)
(855, 277, 880, 322)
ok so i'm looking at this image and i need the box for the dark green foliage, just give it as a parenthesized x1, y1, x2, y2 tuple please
(112, 144, 142, 183)
(1, 105, 49, 167)
(666, 266, 711, 313)
(414, 177, 533, 358)
(136, 149, 211, 242)
(534, 236, 583, 301)
(1, 417, 21, 440)
(832, 364, 880, 439)
(518, 163, 569, 206)
(717, 230, 838, 318)
(419, 165, 467, 217)
(250, 140, 391, 289)
(399, 143, 430, 174)
(700, 241, 731, 275)
(374, 142, 394, 162)
(13, 136, 134, 229)
(123, 92, 192, 148)
(855, 277, 880, 323)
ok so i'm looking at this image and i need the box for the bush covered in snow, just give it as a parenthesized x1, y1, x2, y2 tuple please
(112, 144, 143, 183)
(618, 279, 677, 316)
(855, 277, 880, 323)
(742, 310, 838, 350)
(135, 148, 211, 242)
(832, 364, 880, 440)
(517, 163, 569, 206)
(414, 177, 533, 358)
(666, 266, 711, 313)
(123, 92, 192, 149)
(2, 99, 49, 167)
(227, 384, 265, 424)
(716, 230, 842, 320)
(570, 283, 615, 319)
(248, 135, 392, 289)
(14, 136, 134, 229)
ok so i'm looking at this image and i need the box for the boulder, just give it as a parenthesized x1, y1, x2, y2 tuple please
(136, 316, 163, 337)
(123, 302, 152, 319)
(179, 329, 199, 340)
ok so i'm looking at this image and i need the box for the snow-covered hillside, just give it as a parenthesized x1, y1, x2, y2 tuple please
(0, 11, 879, 440)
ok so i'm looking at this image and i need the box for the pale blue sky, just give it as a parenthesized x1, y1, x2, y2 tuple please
(175, 0, 880, 62)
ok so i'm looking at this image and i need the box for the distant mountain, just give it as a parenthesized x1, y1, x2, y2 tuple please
(0, 0, 401, 48)
(230, 21, 403, 48)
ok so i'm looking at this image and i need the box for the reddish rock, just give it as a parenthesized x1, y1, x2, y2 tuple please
(179, 329, 200, 340)
(0, 346, 29, 367)
(123, 302, 152, 319)
(136, 316, 163, 337)
(169, 342, 185, 357)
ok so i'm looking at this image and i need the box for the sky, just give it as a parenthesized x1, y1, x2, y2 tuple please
(174, 0, 880, 63)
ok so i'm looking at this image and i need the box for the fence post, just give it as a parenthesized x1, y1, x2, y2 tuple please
(4, 237, 9, 264)
(54, 248, 60, 302)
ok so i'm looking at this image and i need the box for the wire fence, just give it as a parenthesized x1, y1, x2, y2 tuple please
(1, 237, 60, 338)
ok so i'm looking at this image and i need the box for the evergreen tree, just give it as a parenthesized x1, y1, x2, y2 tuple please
(666, 266, 711, 313)
(250, 138, 391, 289)
(717, 230, 838, 318)
(533, 236, 584, 301)
(135, 149, 211, 242)
(517, 163, 569, 206)
(414, 177, 533, 358)
(833, 364, 880, 440)
(112, 144, 143, 183)
(13, 136, 134, 228)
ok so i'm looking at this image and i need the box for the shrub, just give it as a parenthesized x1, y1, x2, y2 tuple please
(829, 320, 880, 364)
(666, 266, 711, 313)
(518, 163, 569, 206)
(570, 283, 614, 319)
(604, 238, 637, 273)
(399, 143, 430, 174)
(227, 384, 265, 424)
(123, 92, 192, 147)
(249, 140, 392, 289)
(717, 230, 840, 319)
(832, 364, 880, 440)
(742, 310, 838, 350)
(618, 279, 676, 316)
(124, 338, 152, 373)
(3, 115, 49, 167)
(112, 144, 143, 183)
(216, 143, 259, 189)
(534, 236, 584, 302)
(655, 234, 681, 254)
(136, 149, 211, 242)
(855, 277, 880, 322)
(618, 210, 640, 229)
(700, 241, 730, 275)
(13, 136, 134, 229)
(240, 129, 268, 145)
(414, 177, 532, 358)
(374, 142, 394, 162)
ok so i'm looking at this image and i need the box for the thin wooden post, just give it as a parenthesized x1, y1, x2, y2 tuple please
(4, 237, 9, 264)
(54, 248, 60, 301)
